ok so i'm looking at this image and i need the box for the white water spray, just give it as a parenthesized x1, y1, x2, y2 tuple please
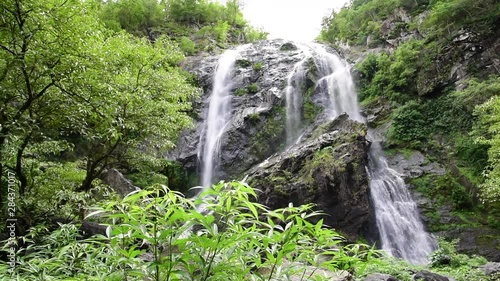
(308, 43, 363, 122)
(284, 42, 435, 264)
(285, 47, 310, 145)
(199, 47, 245, 187)
(368, 142, 436, 264)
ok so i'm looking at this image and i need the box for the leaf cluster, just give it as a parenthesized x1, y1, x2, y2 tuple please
(98, 0, 268, 54)
(1, 181, 377, 280)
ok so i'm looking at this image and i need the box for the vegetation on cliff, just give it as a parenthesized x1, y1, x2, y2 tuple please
(98, 0, 267, 54)
(321, 0, 500, 206)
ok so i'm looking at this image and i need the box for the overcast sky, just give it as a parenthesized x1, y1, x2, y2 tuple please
(235, 0, 349, 42)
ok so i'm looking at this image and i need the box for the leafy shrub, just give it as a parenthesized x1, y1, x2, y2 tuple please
(213, 21, 231, 43)
(248, 83, 259, 93)
(234, 88, 248, 96)
(1, 181, 376, 280)
(179, 36, 196, 55)
(244, 26, 268, 42)
(389, 100, 428, 146)
(358, 257, 418, 281)
(248, 113, 260, 122)
(430, 237, 488, 281)
(430, 238, 458, 267)
(253, 61, 263, 71)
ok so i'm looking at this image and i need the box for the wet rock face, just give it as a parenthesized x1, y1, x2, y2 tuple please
(413, 270, 450, 281)
(173, 40, 322, 183)
(173, 39, 373, 240)
(247, 115, 372, 240)
(436, 228, 500, 262)
(481, 262, 500, 277)
(386, 151, 445, 178)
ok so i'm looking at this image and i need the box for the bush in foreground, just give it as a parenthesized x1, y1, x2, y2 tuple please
(1, 181, 375, 280)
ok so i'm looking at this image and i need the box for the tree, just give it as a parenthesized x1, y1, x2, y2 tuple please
(99, 0, 164, 40)
(472, 78, 500, 203)
(0, 0, 196, 215)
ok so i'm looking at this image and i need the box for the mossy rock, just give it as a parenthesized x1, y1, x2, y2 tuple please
(234, 88, 248, 96)
(236, 59, 251, 68)
(250, 106, 286, 159)
(303, 86, 322, 123)
(280, 42, 297, 51)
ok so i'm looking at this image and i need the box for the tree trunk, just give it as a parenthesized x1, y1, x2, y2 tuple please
(16, 134, 30, 196)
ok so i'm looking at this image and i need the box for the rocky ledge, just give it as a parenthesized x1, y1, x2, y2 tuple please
(247, 114, 371, 240)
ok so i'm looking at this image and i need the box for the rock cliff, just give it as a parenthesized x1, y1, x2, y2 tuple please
(172, 39, 373, 240)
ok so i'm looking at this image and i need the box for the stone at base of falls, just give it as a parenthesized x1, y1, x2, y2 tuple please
(100, 168, 140, 197)
(364, 273, 400, 281)
(481, 262, 500, 277)
(247, 114, 372, 240)
(260, 260, 352, 281)
(414, 271, 450, 281)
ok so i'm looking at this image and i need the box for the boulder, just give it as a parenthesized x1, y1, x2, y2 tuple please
(364, 273, 400, 281)
(247, 114, 372, 240)
(481, 262, 500, 277)
(414, 270, 449, 281)
(100, 168, 139, 197)
(386, 150, 445, 178)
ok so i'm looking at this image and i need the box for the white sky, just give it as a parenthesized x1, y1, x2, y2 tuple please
(232, 0, 349, 42)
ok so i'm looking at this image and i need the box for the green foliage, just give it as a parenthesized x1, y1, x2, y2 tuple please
(1, 181, 376, 280)
(303, 87, 321, 123)
(411, 172, 472, 209)
(423, 0, 499, 38)
(236, 59, 252, 67)
(244, 25, 269, 42)
(179, 36, 197, 55)
(213, 21, 231, 43)
(127, 171, 168, 188)
(356, 40, 424, 103)
(99, 0, 163, 38)
(389, 101, 428, 146)
(358, 257, 418, 281)
(234, 88, 248, 96)
(430, 238, 488, 281)
(471, 78, 500, 203)
(248, 113, 261, 122)
(0, 0, 197, 229)
(248, 83, 259, 93)
(253, 61, 264, 71)
(320, 0, 498, 45)
(251, 106, 286, 159)
(98, 0, 267, 53)
(319, 0, 403, 45)
(454, 136, 488, 182)
(162, 160, 199, 193)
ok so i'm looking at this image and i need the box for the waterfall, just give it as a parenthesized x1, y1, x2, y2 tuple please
(284, 43, 363, 144)
(285, 47, 310, 145)
(198, 40, 435, 264)
(308, 43, 363, 122)
(368, 141, 436, 264)
(284, 42, 435, 264)
(198, 47, 244, 187)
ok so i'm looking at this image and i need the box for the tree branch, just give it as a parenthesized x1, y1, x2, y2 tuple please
(0, 44, 16, 55)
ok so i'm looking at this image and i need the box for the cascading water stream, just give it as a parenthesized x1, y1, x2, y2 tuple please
(197, 41, 435, 264)
(285, 47, 310, 146)
(368, 141, 436, 264)
(198, 47, 245, 188)
(284, 42, 436, 264)
(308, 43, 363, 123)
